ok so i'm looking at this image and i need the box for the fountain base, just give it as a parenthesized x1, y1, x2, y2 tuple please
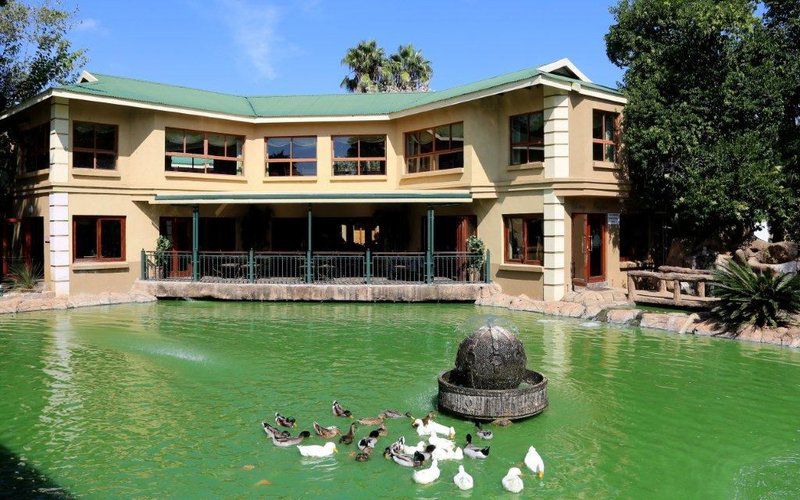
(437, 369, 548, 421)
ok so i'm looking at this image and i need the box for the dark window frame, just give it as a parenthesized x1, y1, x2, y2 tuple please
(331, 135, 387, 176)
(509, 111, 544, 165)
(265, 136, 318, 177)
(404, 121, 464, 174)
(503, 214, 544, 265)
(165, 127, 244, 175)
(72, 121, 119, 170)
(19, 122, 50, 173)
(72, 216, 126, 262)
(592, 110, 619, 163)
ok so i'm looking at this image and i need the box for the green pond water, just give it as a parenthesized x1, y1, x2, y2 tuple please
(1, 301, 799, 498)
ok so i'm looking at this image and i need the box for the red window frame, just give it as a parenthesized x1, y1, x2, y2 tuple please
(509, 111, 544, 165)
(503, 214, 544, 265)
(165, 128, 244, 175)
(73, 121, 119, 169)
(72, 216, 126, 262)
(331, 135, 387, 175)
(265, 136, 317, 176)
(404, 121, 464, 173)
(592, 110, 620, 163)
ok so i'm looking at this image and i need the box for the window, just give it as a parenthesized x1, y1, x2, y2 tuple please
(332, 135, 386, 175)
(405, 122, 464, 173)
(510, 112, 544, 165)
(73, 216, 125, 261)
(19, 123, 49, 173)
(266, 136, 317, 176)
(504, 215, 544, 265)
(165, 128, 243, 175)
(73, 122, 118, 169)
(592, 110, 619, 163)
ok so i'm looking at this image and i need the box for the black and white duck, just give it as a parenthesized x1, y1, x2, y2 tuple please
(332, 400, 353, 418)
(475, 421, 494, 440)
(271, 430, 311, 447)
(391, 450, 426, 468)
(275, 412, 296, 428)
(313, 421, 341, 439)
(339, 422, 357, 445)
(357, 430, 381, 452)
(463, 433, 490, 459)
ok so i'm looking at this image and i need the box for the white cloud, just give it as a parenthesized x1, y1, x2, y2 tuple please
(220, 0, 282, 81)
(74, 18, 102, 33)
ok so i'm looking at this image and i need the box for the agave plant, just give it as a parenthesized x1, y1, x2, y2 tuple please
(4, 261, 42, 291)
(711, 260, 800, 330)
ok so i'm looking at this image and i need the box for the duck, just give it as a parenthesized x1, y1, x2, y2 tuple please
(422, 411, 437, 425)
(391, 451, 426, 468)
(271, 430, 311, 447)
(429, 434, 455, 451)
(355, 451, 371, 462)
(491, 418, 513, 427)
(431, 446, 463, 461)
(502, 467, 524, 493)
(357, 430, 381, 452)
(339, 422, 357, 445)
(379, 409, 405, 419)
(275, 412, 296, 428)
(524, 446, 545, 478)
(417, 444, 437, 461)
(453, 465, 474, 491)
(420, 417, 455, 438)
(397, 437, 426, 455)
(331, 400, 352, 418)
(297, 441, 337, 457)
(313, 421, 341, 439)
(261, 421, 289, 439)
(463, 434, 490, 459)
(357, 416, 384, 426)
(475, 421, 493, 440)
(412, 458, 440, 484)
(374, 422, 389, 437)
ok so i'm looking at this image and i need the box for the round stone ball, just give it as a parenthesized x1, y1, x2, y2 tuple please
(453, 325, 527, 390)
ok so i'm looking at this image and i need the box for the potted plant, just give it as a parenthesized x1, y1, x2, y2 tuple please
(154, 236, 172, 280)
(466, 235, 486, 282)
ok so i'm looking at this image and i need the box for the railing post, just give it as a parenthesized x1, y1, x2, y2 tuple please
(426, 206, 434, 284)
(484, 249, 491, 283)
(191, 204, 199, 281)
(140, 249, 146, 280)
(248, 248, 255, 283)
(365, 249, 371, 284)
(306, 205, 313, 283)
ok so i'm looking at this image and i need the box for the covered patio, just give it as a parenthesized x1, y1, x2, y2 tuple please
(140, 191, 490, 285)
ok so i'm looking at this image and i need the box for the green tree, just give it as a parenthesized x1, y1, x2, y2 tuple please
(340, 40, 432, 93)
(606, 0, 788, 249)
(0, 0, 85, 210)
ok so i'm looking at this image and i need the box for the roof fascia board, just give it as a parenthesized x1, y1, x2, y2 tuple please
(0, 89, 54, 121)
(538, 75, 627, 104)
(152, 191, 472, 204)
(537, 58, 592, 83)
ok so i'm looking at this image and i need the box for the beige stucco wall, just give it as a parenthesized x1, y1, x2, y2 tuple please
(9, 83, 627, 297)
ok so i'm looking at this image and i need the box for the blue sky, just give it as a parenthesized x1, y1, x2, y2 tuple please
(66, 0, 623, 95)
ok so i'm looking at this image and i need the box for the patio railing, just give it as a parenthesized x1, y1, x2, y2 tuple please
(141, 249, 490, 284)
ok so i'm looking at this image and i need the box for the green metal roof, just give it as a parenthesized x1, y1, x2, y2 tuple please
(54, 65, 623, 118)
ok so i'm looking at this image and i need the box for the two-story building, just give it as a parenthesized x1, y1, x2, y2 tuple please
(0, 58, 632, 300)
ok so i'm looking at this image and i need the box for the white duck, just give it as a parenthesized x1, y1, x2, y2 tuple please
(429, 434, 456, 451)
(432, 446, 464, 461)
(297, 441, 338, 457)
(402, 439, 427, 455)
(425, 419, 456, 438)
(502, 467, 524, 493)
(453, 465, 473, 491)
(412, 458, 440, 485)
(524, 446, 545, 478)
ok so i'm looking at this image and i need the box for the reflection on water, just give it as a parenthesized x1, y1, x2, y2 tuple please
(0, 302, 799, 498)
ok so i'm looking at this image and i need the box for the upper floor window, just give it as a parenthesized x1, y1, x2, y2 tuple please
(510, 112, 544, 165)
(19, 123, 49, 173)
(165, 128, 243, 176)
(504, 214, 544, 265)
(73, 216, 125, 262)
(332, 135, 386, 175)
(73, 122, 118, 170)
(592, 110, 619, 163)
(405, 122, 463, 173)
(266, 136, 317, 176)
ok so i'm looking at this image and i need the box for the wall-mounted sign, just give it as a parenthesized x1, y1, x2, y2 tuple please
(607, 213, 620, 226)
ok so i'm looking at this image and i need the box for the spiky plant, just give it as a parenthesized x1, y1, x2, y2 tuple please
(711, 260, 800, 330)
(5, 261, 42, 291)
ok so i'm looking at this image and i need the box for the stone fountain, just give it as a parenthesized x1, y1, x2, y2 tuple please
(438, 323, 548, 420)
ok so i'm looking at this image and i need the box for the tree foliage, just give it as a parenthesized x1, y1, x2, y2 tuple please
(0, 0, 85, 209)
(341, 40, 432, 93)
(606, 0, 797, 249)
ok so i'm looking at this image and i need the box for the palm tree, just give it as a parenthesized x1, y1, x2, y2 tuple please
(385, 44, 432, 92)
(340, 40, 386, 93)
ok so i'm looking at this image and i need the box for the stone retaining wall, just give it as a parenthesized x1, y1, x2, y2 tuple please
(132, 280, 498, 303)
(0, 291, 156, 315)
(475, 287, 800, 348)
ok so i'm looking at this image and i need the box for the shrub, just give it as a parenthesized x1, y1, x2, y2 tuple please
(466, 235, 486, 271)
(711, 260, 800, 330)
(155, 236, 172, 267)
(4, 261, 42, 291)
